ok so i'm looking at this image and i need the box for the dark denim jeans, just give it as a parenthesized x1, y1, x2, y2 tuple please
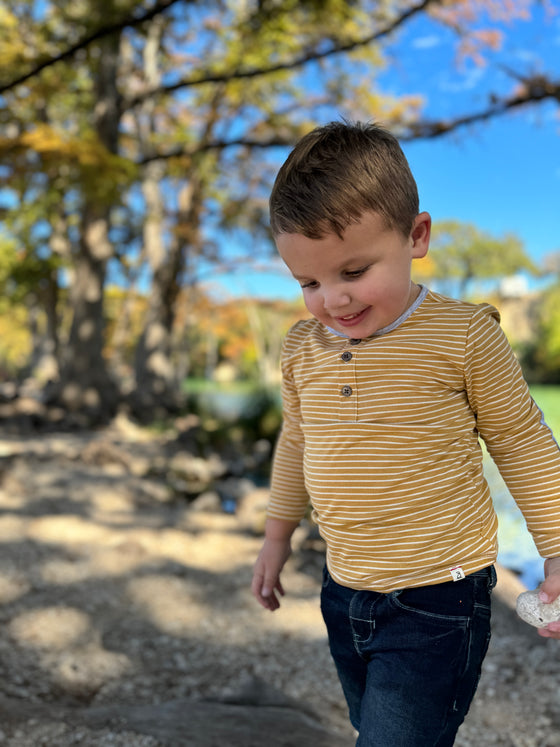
(320, 565, 496, 746)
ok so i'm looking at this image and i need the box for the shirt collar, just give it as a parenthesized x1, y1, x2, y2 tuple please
(325, 284, 429, 339)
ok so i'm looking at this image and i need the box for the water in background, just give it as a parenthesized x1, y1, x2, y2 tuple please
(484, 454, 543, 589)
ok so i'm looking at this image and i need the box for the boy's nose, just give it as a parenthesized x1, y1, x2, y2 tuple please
(323, 286, 351, 312)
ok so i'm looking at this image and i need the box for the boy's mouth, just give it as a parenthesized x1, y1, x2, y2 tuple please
(335, 308, 369, 327)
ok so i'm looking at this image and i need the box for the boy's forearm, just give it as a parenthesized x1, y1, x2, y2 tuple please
(252, 517, 301, 611)
(264, 517, 300, 542)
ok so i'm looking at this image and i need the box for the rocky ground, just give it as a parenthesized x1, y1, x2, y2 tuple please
(0, 417, 559, 746)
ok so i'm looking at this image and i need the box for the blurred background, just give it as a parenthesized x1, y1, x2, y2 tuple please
(1, 0, 560, 590)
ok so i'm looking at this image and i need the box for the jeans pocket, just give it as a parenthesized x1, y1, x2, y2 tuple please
(391, 582, 472, 623)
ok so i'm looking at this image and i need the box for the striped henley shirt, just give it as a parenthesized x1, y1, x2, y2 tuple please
(267, 287, 560, 592)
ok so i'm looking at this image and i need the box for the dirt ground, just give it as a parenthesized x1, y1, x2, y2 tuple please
(0, 419, 559, 746)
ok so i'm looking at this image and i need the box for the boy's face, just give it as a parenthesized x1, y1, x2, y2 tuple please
(276, 210, 431, 339)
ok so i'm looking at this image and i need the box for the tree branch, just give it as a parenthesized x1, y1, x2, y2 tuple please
(137, 136, 293, 165)
(0, 0, 184, 95)
(136, 71, 560, 164)
(402, 73, 560, 140)
(126, 0, 441, 107)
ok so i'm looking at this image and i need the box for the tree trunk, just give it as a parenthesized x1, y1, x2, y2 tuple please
(60, 206, 119, 414)
(28, 272, 60, 384)
(54, 32, 121, 420)
(131, 18, 198, 417)
(132, 179, 197, 416)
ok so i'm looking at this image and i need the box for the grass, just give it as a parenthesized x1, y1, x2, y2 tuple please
(486, 385, 560, 583)
(529, 385, 560, 435)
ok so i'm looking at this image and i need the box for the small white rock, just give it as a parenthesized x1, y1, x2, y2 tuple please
(516, 589, 560, 628)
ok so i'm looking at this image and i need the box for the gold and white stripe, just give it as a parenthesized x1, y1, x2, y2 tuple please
(267, 290, 560, 592)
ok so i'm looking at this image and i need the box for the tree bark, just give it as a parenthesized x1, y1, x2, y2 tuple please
(131, 17, 206, 417)
(27, 272, 60, 384)
(55, 32, 121, 419)
(130, 17, 182, 416)
(132, 179, 199, 416)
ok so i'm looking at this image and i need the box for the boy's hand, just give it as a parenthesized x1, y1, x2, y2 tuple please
(251, 536, 292, 611)
(538, 556, 560, 639)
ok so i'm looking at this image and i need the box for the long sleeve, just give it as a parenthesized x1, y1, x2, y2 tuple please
(465, 306, 560, 558)
(266, 329, 310, 523)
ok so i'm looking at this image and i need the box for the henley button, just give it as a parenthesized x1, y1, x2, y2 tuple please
(341, 351, 353, 362)
(350, 338, 361, 345)
(341, 385, 353, 397)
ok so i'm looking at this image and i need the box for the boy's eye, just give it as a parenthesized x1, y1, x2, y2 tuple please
(301, 280, 318, 289)
(344, 266, 369, 279)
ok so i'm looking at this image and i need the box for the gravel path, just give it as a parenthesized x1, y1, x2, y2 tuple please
(0, 426, 558, 746)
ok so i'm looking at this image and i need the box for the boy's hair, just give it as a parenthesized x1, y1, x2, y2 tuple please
(269, 120, 419, 240)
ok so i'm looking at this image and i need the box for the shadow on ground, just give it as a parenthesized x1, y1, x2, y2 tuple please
(0, 426, 353, 746)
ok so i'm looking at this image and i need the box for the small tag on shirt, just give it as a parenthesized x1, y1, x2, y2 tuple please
(449, 565, 466, 582)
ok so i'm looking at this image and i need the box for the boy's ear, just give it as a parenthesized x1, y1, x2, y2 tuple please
(410, 212, 431, 259)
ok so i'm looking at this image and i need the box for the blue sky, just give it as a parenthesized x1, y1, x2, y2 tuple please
(208, 5, 560, 301)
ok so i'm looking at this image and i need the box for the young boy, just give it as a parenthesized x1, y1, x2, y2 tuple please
(251, 121, 560, 746)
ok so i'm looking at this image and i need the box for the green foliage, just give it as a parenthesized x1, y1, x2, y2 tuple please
(0, 300, 31, 375)
(518, 283, 560, 384)
(426, 221, 537, 298)
(0, 235, 20, 295)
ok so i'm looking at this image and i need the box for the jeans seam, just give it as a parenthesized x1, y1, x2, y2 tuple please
(349, 593, 376, 658)
(438, 598, 492, 741)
